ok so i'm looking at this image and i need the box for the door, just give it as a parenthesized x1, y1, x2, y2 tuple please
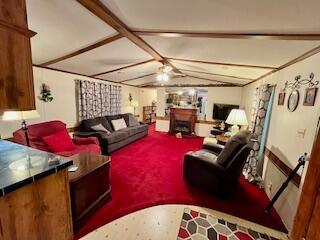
(291, 124, 320, 239)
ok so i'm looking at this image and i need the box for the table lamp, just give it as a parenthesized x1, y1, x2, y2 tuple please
(130, 100, 139, 115)
(2, 110, 40, 147)
(226, 109, 248, 136)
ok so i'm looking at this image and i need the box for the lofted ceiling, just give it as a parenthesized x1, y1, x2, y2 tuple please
(27, 0, 320, 88)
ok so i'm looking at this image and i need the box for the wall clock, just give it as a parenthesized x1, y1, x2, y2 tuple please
(287, 90, 300, 112)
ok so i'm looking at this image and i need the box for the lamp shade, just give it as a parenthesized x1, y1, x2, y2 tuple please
(2, 110, 40, 121)
(226, 109, 248, 126)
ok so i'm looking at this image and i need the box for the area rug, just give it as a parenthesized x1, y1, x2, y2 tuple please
(75, 124, 287, 238)
(178, 208, 280, 240)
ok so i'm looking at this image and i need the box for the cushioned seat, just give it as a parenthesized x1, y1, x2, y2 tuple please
(103, 131, 129, 144)
(183, 131, 253, 196)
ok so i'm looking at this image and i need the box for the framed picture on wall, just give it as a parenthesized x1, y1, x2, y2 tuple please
(303, 87, 318, 106)
(278, 92, 286, 105)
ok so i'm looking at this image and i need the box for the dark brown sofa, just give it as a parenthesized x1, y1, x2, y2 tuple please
(74, 113, 148, 155)
(183, 131, 253, 196)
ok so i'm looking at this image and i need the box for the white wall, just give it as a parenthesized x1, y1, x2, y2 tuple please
(138, 88, 157, 121)
(0, 66, 140, 138)
(241, 52, 320, 231)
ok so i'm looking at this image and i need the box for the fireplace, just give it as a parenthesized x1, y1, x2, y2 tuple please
(169, 108, 197, 135)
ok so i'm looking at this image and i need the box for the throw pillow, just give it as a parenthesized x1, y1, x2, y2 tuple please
(43, 130, 76, 153)
(111, 118, 127, 131)
(91, 124, 111, 134)
(128, 114, 140, 127)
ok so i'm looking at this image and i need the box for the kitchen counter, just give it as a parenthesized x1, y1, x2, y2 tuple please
(0, 140, 72, 196)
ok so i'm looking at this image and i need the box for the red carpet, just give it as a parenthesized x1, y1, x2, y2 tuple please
(76, 125, 287, 238)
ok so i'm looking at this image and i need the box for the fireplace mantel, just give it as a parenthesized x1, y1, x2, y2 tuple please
(169, 108, 197, 135)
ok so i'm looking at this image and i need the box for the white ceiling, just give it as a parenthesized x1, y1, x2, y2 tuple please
(101, 0, 320, 33)
(142, 36, 320, 68)
(49, 38, 151, 76)
(26, 0, 320, 87)
(27, 0, 117, 64)
(97, 61, 162, 82)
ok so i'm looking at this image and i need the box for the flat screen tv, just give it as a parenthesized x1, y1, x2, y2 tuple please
(212, 103, 239, 121)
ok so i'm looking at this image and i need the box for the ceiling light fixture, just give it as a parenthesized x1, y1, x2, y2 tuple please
(157, 73, 169, 82)
(157, 64, 172, 82)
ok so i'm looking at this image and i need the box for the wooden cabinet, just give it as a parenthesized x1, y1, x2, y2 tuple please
(143, 104, 157, 124)
(0, 0, 36, 110)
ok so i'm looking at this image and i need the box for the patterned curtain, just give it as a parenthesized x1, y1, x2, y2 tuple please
(243, 84, 275, 185)
(75, 80, 121, 120)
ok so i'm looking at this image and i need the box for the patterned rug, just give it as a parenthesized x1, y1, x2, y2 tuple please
(177, 208, 280, 240)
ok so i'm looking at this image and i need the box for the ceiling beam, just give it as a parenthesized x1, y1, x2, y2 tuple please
(135, 31, 320, 41)
(168, 57, 276, 70)
(91, 59, 155, 77)
(119, 73, 157, 83)
(142, 84, 236, 88)
(77, 0, 182, 73)
(40, 34, 122, 66)
(243, 45, 320, 86)
(180, 69, 254, 81)
(33, 64, 136, 87)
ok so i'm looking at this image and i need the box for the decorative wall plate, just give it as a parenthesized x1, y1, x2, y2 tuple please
(287, 90, 300, 112)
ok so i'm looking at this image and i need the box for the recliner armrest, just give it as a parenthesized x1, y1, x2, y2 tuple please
(203, 143, 224, 155)
(73, 131, 106, 141)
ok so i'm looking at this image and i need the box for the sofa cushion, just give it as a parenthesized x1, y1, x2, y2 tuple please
(111, 118, 127, 131)
(43, 130, 76, 153)
(102, 131, 129, 144)
(80, 116, 112, 132)
(128, 114, 140, 127)
(216, 130, 250, 167)
(91, 124, 111, 134)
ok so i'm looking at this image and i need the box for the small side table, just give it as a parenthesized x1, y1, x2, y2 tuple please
(69, 153, 111, 230)
(216, 135, 230, 145)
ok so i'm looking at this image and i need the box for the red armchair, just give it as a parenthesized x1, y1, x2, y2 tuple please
(13, 120, 101, 157)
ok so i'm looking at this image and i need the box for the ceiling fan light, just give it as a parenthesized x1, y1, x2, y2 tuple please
(157, 73, 169, 82)
(163, 65, 173, 73)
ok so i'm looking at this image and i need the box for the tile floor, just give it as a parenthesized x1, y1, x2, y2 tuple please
(81, 204, 288, 240)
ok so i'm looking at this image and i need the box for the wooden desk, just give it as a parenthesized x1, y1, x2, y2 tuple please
(69, 153, 111, 230)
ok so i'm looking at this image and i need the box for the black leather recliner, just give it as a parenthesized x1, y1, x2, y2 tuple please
(183, 131, 253, 196)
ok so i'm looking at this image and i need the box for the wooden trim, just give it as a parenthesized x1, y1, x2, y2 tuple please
(91, 59, 155, 77)
(119, 73, 157, 83)
(168, 57, 276, 70)
(264, 147, 301, 187)
(187, 74, 240, 86)
(135, 30, 320, 41)
(77, 0, 182, 74)
(156, 116, 217, 125)
(33, 64, 137, 87)
(0, 19, 37, 37)
(244, 45, 320, 86)
(67, 126, 79, 133)
(291, 127, 320, 239)
(143, 83, 238, 88)
(180, 69, 254, 81)
(155, 116, 169, 120)
(40, 34, 122, 66)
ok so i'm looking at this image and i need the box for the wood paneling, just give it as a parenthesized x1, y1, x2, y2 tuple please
(0, 0, 35, 111)
(264, 147, 301, 187)
(0, 169, 73, 240)
(291, 128, 320, 239)
(135, 31, 320, 41)
(40, 34, 123, 66)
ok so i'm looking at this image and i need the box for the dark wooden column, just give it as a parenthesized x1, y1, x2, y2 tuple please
(0, 0, 36, 110)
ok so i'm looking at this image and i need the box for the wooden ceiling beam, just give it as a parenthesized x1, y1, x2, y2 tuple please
(168, 57, 276, 70)
(243, 45, 320, 86)
(91, 59, 155, 77)
(119, 73, 157, 83)
(135, 31, 320, 41)
(77, 0, 182, 74)
(142, 84, 236, 88)
(40, 34, 122, 66)
(180, 69, 254, 81)
(33, 64, 136, 87)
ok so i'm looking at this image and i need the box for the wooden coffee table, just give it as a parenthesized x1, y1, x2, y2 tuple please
(68, 153, 111, 230)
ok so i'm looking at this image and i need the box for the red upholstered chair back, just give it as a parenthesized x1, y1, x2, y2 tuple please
(13, 120, 68, 152)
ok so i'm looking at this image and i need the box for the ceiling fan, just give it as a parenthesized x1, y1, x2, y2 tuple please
(156, 64, 186, 82)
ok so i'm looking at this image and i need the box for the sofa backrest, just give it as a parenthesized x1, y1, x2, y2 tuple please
(216, 130, 250, 167)
(13, 120, 67, 151)
(79, 116, 113, 132)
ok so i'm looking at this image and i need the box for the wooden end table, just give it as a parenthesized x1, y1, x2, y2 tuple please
(68, 153, 111, 230)
(216, 135, 230, 145)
